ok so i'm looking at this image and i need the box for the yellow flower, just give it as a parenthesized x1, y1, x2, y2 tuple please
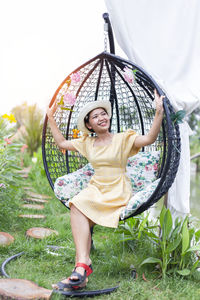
(8, 114, 16, 123)
(72, 129, 80, 139)
(2, 113, 16, 123)
(2, 114, 9, 119)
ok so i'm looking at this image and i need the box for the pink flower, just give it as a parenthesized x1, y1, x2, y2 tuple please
(70, 72, 81, 83)
(64, 92, 76, 106)
(83, 171, 93, 176)
(58, 180, 64, 186)
(21, 144, 28, 153)
(153, 163, 158, 171)
(4, 138, 12, 144)
(123, 67, 135, 84)
(145, 165, 152, 171)
(0, 183, 6, 189)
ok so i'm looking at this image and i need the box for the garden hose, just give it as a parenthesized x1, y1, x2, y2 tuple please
(52, 286, 119, 298)
(1, 251, 24, 278)
(0, 251, 119, 297)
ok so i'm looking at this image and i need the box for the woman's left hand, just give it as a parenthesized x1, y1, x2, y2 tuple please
(154, 89, 165, 114)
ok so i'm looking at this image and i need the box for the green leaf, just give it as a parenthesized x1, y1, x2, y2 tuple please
(188, 228, 195, 244)
(182, 219, 189, 254)
(166, 235, 182, 253)
(176, 269, 191, 276)
(160, 206, 167, 230)
(140, 257, 162, 267)
(195, 229, 200, 242)
(170, 110, 186, 124)
(60, 107, 74, 112)
(144, 231, 160, 242)
(57, 95, 64, 106)
(191, 260, 200, 273)
(163, 209, 172, 240)
(186, 244, 200, 253)
(138, 213, 148, 239)
(9, 165, 22, 170)
(171, 223, 182, 239)
(119, 236, 136, 243)
(176, 110, 186, 120)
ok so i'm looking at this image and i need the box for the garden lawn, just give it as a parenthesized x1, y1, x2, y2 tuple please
(0, 163, 200, 300)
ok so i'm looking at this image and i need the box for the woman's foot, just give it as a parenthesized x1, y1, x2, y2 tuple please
(52, 277, 88, 291)
(52, 262, 93, 291)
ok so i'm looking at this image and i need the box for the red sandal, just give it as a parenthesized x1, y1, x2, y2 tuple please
(68, 263, 93, 286)
(54, 263, 93, 291)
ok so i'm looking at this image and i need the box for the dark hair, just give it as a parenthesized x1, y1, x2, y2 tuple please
(84, 107, 107, 133)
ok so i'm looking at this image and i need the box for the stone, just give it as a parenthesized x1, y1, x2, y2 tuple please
(24, 187, 33, 191)
(26, 227, 58, 239)
(27, 192, 51, 200)
(21, 204, 44, 210)
(0, 278, 52, 299)
(0, 232, 14, 246)
(19, 214, 46, 219)
(23, 198, 48, 203)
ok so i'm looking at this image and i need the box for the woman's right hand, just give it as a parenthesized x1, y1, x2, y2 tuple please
(46, 99, 77, 152)
(46, 101, 58, 119)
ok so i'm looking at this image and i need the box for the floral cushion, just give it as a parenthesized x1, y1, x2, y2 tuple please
(126, 151, 160, 193)
(120, 178, 160, 220)
(54, 163, 94, 201)
(59, 179, 160, 218)
(54, 151, 160, 217)
(54, 151, 160, 202)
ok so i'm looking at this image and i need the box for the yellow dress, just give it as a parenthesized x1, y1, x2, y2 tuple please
(69, 129, 140, 228)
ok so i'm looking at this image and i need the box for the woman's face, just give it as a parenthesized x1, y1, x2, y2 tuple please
(86, 107, 110, 133)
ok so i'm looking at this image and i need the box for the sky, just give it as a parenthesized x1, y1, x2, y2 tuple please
(0, 0, 124, 115)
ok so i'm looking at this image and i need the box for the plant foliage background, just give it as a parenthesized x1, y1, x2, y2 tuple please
(0, 105, 200, 299)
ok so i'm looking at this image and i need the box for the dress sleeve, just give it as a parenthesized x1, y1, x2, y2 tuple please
(123, 129, 141, 158)
(71, 134, 89, 158)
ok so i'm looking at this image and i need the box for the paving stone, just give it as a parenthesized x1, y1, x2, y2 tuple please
(24, 187, 33, 191)
(22, 204, 44, 210)
(27, 192, 51, 200)
(0, 232, 14, 246)
(26, 227, 58, 239)
(0, 278, 52, 299)
(17, 167, 31, 179)
(19, 214, 46, 219)
(23, 197, 48, 204)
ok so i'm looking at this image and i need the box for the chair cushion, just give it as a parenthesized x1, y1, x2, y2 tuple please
(126, 151, 160, 193)
(54, 151, 160, 208)
(120, 178, 160, 220)
(54, 163, 94, 201)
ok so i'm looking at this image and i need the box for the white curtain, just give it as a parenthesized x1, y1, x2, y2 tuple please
(105, 0, 200, 219)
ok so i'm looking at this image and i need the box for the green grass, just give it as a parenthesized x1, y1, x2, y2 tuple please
(0, 163, 200, 300)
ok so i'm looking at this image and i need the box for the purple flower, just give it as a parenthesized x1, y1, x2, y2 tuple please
(0, 183, 6, 189)
(64, 92, 76, 106)
(123, 67, 135, 84)
(70, 72, 81, 83)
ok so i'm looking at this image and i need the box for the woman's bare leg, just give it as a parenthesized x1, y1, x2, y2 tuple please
(53, 204, 94, 288)
(71, 204, 94, 267)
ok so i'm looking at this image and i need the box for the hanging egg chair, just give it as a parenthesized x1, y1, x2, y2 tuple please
(42, 13, 181, 220)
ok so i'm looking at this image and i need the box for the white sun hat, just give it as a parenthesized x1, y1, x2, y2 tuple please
(77, 100, 112, 134)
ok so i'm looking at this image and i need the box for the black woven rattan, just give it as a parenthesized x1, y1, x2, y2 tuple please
(42, 51, 181, 219)
(42, 15, 181, 220)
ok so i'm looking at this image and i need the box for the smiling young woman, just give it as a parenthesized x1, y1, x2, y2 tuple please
(46, 90, 164, 291)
